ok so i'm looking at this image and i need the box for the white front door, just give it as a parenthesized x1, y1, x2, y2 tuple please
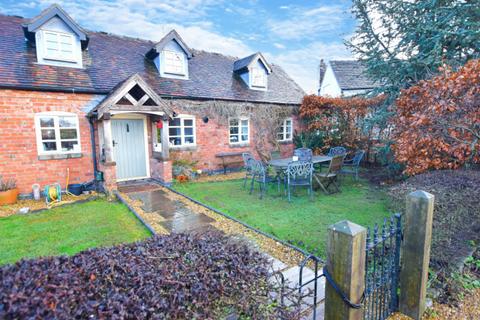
(112, 119, 148, 181)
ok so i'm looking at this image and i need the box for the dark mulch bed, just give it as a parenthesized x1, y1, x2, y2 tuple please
(388, 169, 480, 270)
(0, 232, 293, 319)
(387, 169, 480, 303)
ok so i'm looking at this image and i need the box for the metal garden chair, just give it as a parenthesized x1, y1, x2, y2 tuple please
(327, 146, 347, 157)
(249, 160, 281, 199)
(285, 160, 314, 202)
(320, 146, 347, 171)
(294, 148, 313, 161)
(315, 155, 344, 194)
(341, 150, 365, 181)
(242, 152, 254, 189)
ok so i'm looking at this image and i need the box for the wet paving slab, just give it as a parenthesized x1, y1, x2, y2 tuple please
(127, 188, 216, 234)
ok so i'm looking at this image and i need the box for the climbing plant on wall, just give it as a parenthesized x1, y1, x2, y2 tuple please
(167, 99, 296, 161)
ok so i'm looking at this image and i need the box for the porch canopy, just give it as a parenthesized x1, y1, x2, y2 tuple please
(89, 73, 172, 162)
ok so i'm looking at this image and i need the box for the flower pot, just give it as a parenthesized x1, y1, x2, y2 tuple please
(0, 188, 19, 205)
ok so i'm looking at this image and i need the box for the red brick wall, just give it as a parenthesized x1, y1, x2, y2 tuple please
(0, 88, 300, 193)
(168, 111, 299, 171)
(0, 89, 96, 194)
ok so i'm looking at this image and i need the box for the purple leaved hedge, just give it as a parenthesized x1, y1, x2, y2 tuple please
(0, 231, 294, 319)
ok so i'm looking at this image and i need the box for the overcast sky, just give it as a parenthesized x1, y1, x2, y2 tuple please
(0, 0, 356, 93)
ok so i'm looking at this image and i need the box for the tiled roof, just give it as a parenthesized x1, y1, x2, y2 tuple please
(330, 60, 377, 90)
(233, 52, 271, 73)
(0, 14, 304, 105)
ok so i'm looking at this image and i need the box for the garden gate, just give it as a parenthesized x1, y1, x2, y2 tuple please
(364, 214, 402, 320)
(269, 213, 403, 320)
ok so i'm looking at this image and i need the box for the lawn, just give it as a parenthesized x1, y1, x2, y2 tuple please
(0, 199, 151, 265)
(174, 177, 392, 257)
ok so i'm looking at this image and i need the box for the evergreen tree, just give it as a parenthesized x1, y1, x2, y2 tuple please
(348, 0, 480, 96)
(346, 0, 480, 143)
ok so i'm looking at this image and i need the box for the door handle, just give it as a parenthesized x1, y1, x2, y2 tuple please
(112, 140, 118, 147)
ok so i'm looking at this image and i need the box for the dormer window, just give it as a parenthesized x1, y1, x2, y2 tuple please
(22, 4, 88, 69)
(146, 30, 193, 80)
(164, 50, 185, 75)
(42, 30, 75, 62)
(233, 52, 272, 91)
(251, 68, 266, 88)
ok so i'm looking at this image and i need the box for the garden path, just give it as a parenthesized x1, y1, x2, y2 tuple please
(118, 181, 325, 319)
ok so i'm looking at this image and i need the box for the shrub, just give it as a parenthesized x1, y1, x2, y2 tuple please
(299, 94, 386, 156)
(0, 232, 294, 319)
(393, 59, 480, 175)
(0, 176, 16, 192)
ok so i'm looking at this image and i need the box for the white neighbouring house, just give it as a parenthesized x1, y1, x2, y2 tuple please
(318, 60, 378, 97)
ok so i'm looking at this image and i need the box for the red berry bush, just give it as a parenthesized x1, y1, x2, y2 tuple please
(0, 232, 294, 319)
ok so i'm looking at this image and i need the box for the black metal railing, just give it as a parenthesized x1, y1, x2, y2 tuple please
(298, 254, 323, 320)
(364, 213, 402, 320)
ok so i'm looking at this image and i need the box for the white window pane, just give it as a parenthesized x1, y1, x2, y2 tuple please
(59, 117, 77, 128)
(230, 135, 238, 143)
(46, 48, 58, 56)
(184, 127, 193, 136)
(183, 119, 193, 126)
(61, 141, 78, 152)
(241, 119, 248, 127)
(230, 126, 239, 135)
(42, 142, 57, 151)
(169, 118, 181, 126)
(230, 119, 238, 126)
(40, 117, 54, 127)
(169, 137, 181, 145)
(286, 133, 291, 139)
(169, 128, 181, 136)
(184, 136, 194, 144)
(241, 126, 248, 135)
(41, 129, 56, 140)
(241, 134, 248, 142)
(60, 128, 77, 140)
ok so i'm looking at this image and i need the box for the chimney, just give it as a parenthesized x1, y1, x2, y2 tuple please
(318, 59, 327, 95)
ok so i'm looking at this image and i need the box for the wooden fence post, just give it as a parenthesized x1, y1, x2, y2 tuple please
(399, 190, 434, 320)
(325, 220, 366, 320)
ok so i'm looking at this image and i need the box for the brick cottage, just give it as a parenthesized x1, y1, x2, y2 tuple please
(0, 5, 304, 195)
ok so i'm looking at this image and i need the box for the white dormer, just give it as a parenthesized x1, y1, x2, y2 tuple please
(23, 5, 88, 68)
(234, 52, 272, 91)
(146, 30, 192, 80)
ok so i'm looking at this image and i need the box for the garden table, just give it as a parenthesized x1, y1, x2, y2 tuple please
(269, 155, 333, 194)
(268, 155, 332, 169)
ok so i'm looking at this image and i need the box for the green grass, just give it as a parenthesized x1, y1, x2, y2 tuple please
(174, 177, 391, 257)
(0, 199, 151, 265)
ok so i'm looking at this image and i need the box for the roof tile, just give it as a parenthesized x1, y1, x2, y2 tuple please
(0, 14, 304, 104)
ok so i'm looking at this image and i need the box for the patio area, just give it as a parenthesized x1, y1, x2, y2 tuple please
(173, 173, 391, 257)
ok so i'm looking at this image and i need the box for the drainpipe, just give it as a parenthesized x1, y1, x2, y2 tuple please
(88, 113, 100, 191)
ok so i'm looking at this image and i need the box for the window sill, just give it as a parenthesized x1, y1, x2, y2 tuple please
(278, 140, 293, 145)
(229, 143, 250, 148)
(38, 153, 82, 161)
(170, 146, 197, 152)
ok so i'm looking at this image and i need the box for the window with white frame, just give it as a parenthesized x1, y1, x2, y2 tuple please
(42, 30, 75, 62)
(251, 68, 266, 88)
(168, 116, 195, 147)
(229, 118, 249, 144)
(277, 118, 293, 141)
(35, 113, 81, 155)
(164, 50, 185, 75)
